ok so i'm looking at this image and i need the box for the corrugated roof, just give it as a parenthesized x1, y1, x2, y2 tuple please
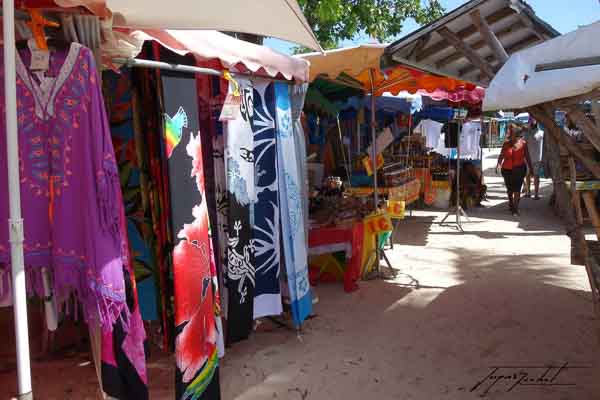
(383, 0, 560, 87)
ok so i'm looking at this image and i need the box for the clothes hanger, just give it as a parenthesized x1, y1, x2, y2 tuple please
(26, 8, 59, 50)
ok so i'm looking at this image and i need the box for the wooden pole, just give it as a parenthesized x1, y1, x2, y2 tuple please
(567, 109, 600, 153)
(437, 26, 496, 79)
(369, 69, 380, 276)
(528, 107, 588, 262)
(582, 192, 600, 241)
(535, 56, 600, 72)
(469, 9, 509, 64)
(531, 105, 600, 179)
(568, 157, 584, 225)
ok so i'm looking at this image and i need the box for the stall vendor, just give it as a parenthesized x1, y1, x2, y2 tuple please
(461, 162, 487, 208)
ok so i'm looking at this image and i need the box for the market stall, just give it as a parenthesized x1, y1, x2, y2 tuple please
(298, 45, 483, 287)
(103, 30, 317, 399)
(1, 2, 321, 399)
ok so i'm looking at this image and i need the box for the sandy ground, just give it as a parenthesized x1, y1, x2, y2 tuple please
(2, 151, 600, 399)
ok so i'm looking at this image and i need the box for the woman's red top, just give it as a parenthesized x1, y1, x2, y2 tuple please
(501, 140, 526, 170)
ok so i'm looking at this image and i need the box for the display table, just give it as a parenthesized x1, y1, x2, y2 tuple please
(308, 222, 364, 292)
(346, 179, 422, 205)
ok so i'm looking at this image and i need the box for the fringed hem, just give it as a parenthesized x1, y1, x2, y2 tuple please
(0, 263, 129, 331)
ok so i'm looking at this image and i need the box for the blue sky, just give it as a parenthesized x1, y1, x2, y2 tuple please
(265, 0, 600, 53)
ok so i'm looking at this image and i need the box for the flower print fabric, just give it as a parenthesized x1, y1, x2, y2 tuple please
(161, 72, 221, 400)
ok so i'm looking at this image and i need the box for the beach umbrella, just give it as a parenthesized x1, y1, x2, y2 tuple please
(50, 0, 323, 51)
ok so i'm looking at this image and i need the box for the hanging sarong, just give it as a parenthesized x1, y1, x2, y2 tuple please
(275, 83, 312, 327)
(105, 69, 159, 322)
(162, 73, 221, 400)
(251, 81, 282, 319)
(224, 78, 256, 344)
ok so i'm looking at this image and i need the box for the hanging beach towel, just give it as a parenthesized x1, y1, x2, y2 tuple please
(252, 80, 283, 319)
(162, 73, 221, 400)
(225, 78, 256, 343)
(275, 82, 312, 327)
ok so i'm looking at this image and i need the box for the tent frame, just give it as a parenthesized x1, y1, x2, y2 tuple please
(114, 57, 297, 84)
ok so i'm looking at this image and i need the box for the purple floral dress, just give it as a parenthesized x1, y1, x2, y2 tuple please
(1, 43, 148, 397)
(0, 43, 127, 328)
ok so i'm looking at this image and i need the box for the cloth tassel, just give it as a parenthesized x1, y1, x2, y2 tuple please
(0, 264, 128, 332)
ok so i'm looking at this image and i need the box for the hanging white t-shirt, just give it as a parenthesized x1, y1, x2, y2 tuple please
(414, 119, 443, 149)
(524, 128, 544, 163)
(434, 133, 450, 157)
(460, 121, 482, 159)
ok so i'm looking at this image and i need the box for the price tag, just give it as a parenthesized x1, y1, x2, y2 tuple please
(28, 38, 49, 72)
(387, 200, 405, 219)
(219, 93, 241, 121)
(364, 213, 392, 235)
(219, 71, 241, 121)
(30, 49, 49, 71)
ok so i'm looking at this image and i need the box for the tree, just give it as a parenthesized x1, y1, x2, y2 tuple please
(297, 0, 445, 50)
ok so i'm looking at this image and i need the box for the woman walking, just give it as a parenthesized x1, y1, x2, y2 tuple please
(496, 125, 533, 216)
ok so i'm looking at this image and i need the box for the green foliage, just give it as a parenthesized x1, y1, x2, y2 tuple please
(297, 0, 445, 50)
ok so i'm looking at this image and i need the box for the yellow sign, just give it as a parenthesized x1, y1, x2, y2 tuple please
(387, 200, 406, 219)
(388, 179, 421, 204)
(362, 153, 384, 176)
(364, 213, 393, 235)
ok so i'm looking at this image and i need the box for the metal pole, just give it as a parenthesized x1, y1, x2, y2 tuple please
(4, 0, 33, 398)
(336, 116, 351, 187)
(114, 57, 224, 77)
(456, 121, 462, 226)
(368, 69, 380, 276)
(407, 110, 414, 217)
(114, 57, 295, 84)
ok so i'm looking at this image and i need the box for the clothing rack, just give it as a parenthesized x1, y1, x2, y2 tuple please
(440, 110, 470, 232)
(114, 57, 294, 84)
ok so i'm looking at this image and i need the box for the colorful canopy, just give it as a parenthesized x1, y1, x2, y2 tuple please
(417, 86, 485, 105)
(299, 45, 478, 96)
(128, 30, 310, 82)
(341, 95, 422, 115)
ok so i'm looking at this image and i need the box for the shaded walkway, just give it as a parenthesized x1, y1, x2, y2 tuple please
(1, 155, 598, 400)
(217, 166, 600, 399)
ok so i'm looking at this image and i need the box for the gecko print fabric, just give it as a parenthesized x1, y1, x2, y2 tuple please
(225, 78, 256, 344)
(251, 81, 282, 319)
(162, 73, 221, 400)
(275, 82, 312, 327)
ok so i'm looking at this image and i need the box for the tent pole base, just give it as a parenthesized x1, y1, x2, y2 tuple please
(440, 205, 469, 232)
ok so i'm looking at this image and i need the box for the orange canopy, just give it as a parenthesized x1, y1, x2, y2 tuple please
(299, 45, 476, 96)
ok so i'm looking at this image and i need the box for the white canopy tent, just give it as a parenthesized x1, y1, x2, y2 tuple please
(56, 0, 323, 51)
(2, 2, 320, 399)
(483, 20, 600, 111)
